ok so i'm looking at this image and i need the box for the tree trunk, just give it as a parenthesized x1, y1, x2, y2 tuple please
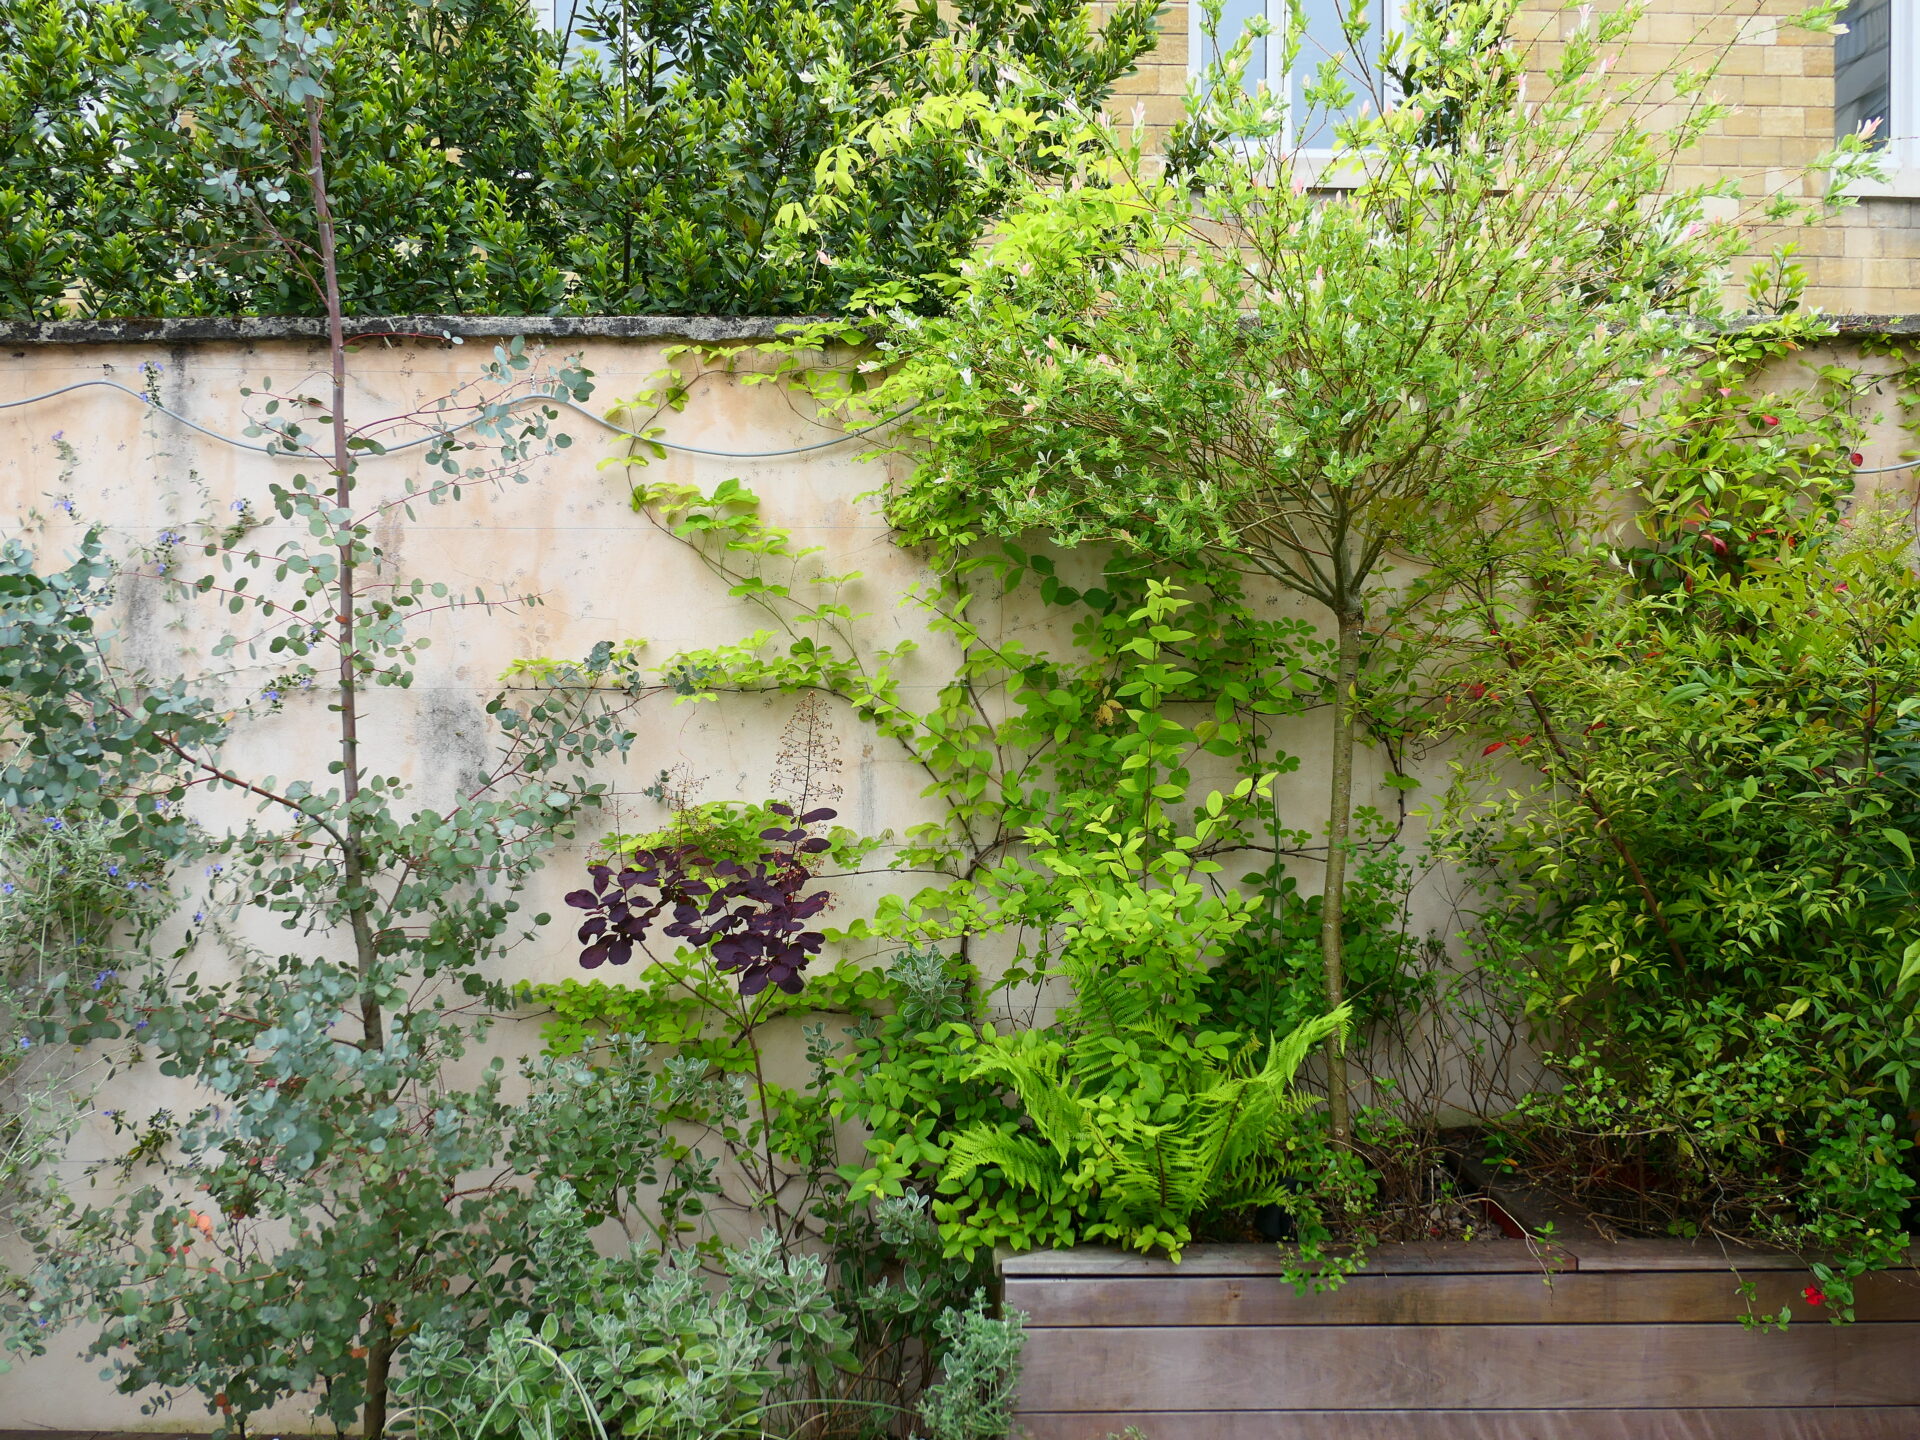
(308, 97, 391, 1440)
(1319, 608, 1363, 1143)
(306, 98, 384, 1053)
(361, 1315, 395, 1440)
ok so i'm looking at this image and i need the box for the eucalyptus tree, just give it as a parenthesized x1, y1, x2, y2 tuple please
(0, 6, 654, 1436)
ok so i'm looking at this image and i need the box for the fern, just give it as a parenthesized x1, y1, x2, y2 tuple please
(938, 915, 1351, 1258)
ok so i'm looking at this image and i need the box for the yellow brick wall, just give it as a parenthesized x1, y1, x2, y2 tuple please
(1099, 0, 1920, 315)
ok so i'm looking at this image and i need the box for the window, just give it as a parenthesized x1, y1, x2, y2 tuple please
(1835, 0, 1919, 193)
(1189, 0, 1392, 152)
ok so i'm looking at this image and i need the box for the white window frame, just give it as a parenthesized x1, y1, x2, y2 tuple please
(1186, 0, 1397, 184)
(1841, 1, 1920, 198)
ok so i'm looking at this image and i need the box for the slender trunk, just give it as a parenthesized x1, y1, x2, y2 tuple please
(308, 97, 391, 1440)
(306, 100, 384, 1054)
(1320, 608, 1362, 1143)
(362, 1315, 395, 1440)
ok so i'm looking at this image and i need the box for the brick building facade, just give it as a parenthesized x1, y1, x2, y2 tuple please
(1101, 0, 1920, 314)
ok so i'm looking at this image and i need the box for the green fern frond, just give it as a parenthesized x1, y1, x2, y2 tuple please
(1263, 1004, 1352, 1088)
(942, 1126, 1066, 1198)
(969, 1036, 1085, 1162)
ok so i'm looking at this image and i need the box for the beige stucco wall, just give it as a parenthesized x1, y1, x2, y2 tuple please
(0, 325, 1913, 1431)
(1102, 0, 1920, 314)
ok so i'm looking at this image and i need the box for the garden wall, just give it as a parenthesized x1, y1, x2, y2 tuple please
(0, 316, 1915, 1432)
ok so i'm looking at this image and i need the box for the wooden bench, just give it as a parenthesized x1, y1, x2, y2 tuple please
(1003, 1240, 1920, 1439)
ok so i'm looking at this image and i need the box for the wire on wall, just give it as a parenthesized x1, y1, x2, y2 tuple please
(0, 378, 919, 461)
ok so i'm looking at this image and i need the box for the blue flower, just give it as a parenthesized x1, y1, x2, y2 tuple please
(2, 884, 12, 895)
(262, 689, 280, 701)
(50, 429, 64, 441)
(230, 500, 245, 512)
(16, 1037, 30, 1051)
(107, 866, 119, 877)
(135, 1021, 148, 1031)
(55, 497, 74, 515)
(90, 970, 116, 991)
(44, 817, 63, 831)
(192, 911, 204, 924)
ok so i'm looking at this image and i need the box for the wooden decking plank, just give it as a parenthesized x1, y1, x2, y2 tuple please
(1561, 1238, 1813, 1271)
(1006, 1269, 1920, 1327)
(1016, 1321, 1920, 1411)
(999, 1240, 1573, 1278)
(1015, 1409, 1920, 1440)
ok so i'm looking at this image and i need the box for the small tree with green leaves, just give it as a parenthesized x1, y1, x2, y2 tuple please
(0, 8, 654, 1435)
(845, 0, 1877, 1137)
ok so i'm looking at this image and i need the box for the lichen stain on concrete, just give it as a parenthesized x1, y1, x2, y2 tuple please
(413, 682, 494, 800)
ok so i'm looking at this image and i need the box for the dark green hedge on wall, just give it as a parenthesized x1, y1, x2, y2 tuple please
(0, 0, 1155, 320)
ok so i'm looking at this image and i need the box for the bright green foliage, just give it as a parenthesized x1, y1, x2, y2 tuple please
(850, 0, 1866, 576)
(0, 0, 1154, 318)
(935, 820, 1352, 1259)
(593, 441, 1357, 1011)
(519, 373, 1428, 1268)
(825, 0, 1880, 1136)
(1435, 455, 1920, 1310)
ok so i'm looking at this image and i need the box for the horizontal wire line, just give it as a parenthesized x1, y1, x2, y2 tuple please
(0, 378, 916, 460)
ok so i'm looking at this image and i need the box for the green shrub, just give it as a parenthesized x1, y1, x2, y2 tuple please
(1438, 498, 1920, 1311)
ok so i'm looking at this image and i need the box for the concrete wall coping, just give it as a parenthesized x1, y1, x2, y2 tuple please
(3, 313, 1919, 346)
(0, 315, 829, 346)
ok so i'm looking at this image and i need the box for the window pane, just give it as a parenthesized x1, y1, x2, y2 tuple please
(1290, 0, 1384, 149)
(1834, 0, 1892, 145)
(1202, 0, 1271, 92)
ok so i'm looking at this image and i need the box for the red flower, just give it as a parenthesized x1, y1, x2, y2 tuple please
(1761, 414, 1780, 427)
(1803, 1285, 1826, 1307)
(1483, 741, 1507, 756)
(1850, 451, 1866, 466)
